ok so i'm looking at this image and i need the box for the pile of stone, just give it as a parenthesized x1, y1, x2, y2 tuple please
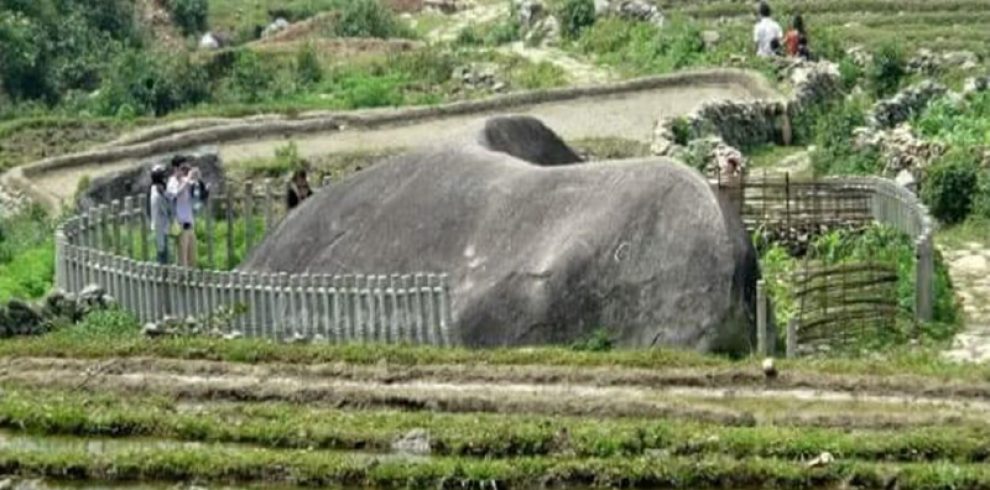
(845, 46, 871, 67)
(676, 136, 747, 177)
(908, 49, 979, 75)
(788, 61, 843, 111)
(0, 183, 27, 218)
(964, 75, 990, 95)
(853, 124, 946, 182)
(515, 0, 560, 47)
(610, 0, 664, 27)
(424, 0, 472, 14)
(262, 18, 290, 38)
(452, 64, 507, 93)
(869, 80, 947, 129)
(0, 285, 116, 338)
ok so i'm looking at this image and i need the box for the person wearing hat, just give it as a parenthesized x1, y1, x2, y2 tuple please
(166, 155, 202, 268)
(149, 164, 172, 265)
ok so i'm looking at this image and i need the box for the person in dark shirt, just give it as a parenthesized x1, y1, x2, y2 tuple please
(286, 169, 312, 210)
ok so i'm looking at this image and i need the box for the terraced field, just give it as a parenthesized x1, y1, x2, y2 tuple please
(1, 331, 990, 489)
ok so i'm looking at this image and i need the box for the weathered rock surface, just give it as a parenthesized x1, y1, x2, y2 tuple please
(853, 124, 945, 178)
(242, 116, 759, 353)
(75, 147, 225, 210)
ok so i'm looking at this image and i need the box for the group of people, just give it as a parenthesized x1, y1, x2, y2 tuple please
(148, 156, 209, 267)
(753, 2, 811, 60)
(148, 157, 315, 268)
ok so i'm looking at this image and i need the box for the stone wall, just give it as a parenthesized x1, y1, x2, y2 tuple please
(652, 61, 843, 173)
(869, 80, 947, 129)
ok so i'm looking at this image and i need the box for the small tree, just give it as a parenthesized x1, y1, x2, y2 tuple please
(922, 149, 980, 224)
(559, 0, 596, 40)
(295, 44, 324, 86)
(168, 0, 209, 36)
(868, 43, 905, 98)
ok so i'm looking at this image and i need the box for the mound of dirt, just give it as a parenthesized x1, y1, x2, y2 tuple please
(241, 116, 759, 352)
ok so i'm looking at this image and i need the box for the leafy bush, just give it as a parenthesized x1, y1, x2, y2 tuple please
(228, 50, 276, 103)
(868, 43, 906, 98)
(274, 142, 306, 172)
(916, 92, 990, 147)
(456, 24, 484, 46)
(921, 148, 980, 224)
(0, 206, 54, 302)
(333, 0, 412, 38)
(810, 99, 880, 176)
(670, 117, 692, 146)
(559, 0, 596, 40)
(167, 0, 209, 36)
(838, 57, 863, 91)
(571, 328, 613, 352)
(578, 18, 705, 75)
(295, 44, 324, 86)
(508, 60, 567, 89)
(484, 19, 520, 46)
(97, 50, 211, 117)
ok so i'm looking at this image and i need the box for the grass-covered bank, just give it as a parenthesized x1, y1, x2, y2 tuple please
(3, 310, 990, 383)
(4, 444, 990, 490)
(2, 387, 990, 462)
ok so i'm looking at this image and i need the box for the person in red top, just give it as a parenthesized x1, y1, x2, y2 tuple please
(784, 14, 806, 58)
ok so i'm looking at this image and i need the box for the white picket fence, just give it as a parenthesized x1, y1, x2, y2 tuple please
(54, 183, 454, 345)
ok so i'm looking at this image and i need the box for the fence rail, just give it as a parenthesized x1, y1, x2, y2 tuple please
(54, 180, 454, 345)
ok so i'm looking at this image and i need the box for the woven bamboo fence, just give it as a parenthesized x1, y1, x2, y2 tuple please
(54, 180, 454, 345)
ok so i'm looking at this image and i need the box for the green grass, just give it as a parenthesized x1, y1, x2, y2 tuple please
(936, 217, 990, 249)
(4, 386, 990, 462)
(0, 207, 55, 302)
(747, 145, 807, 170)
(2, 310, 989, 383)
(3, 442, 990, 489)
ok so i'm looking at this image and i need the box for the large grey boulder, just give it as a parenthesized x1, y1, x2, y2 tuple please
(242, 117, 758, 353)
(75, 147, 225, 210)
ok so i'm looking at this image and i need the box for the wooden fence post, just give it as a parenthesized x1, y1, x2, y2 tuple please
(244, 181, 254, 253)
(206, 188, 216, 269)
(225, 187, 235, 270)
(756, 279, 768, 356)
(110, 200, 122, 255)
(139, 194, 149, 262)
(263, 178, 274, 234)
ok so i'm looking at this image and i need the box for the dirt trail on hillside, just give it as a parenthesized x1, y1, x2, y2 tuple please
(35, 82, 767, 202)
(943, 243, 990, 363)
(2, 357, 989, 429)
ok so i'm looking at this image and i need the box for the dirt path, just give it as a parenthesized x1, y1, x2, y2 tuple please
(35, 81, 770, 203)
(943, 243, 990, 363)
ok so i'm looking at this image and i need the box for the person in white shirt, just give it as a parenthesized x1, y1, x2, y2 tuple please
(166, 155, 201, 268)
(753, 2, 782, 58)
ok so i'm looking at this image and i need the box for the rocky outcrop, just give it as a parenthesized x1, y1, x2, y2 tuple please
(0, 285, 116, 338)
(242, 116, 759, 353)
(869, 80, 947, 129)
(75, 147, 225, 210)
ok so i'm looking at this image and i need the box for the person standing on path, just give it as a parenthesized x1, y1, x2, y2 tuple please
(148, 165, 172, 265)
(166, 155, 201, 268)
(753, 2, 783, 57)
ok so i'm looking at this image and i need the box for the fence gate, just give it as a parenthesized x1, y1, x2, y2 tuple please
(792, 260, 899, 354)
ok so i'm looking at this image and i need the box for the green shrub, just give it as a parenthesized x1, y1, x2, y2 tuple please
(972, 172, 990, 219)
(484, 19, 520, 46)
(810, 99, 879, 176)
(228, 50, 275, 103)
(838, 57, 863, 91)
(274, 141, 306, 173)
(578, 17, 704, 75)
(509, 60, 567, 89)
(670, 117, 692, 146)
(167, 0, 209, 36)
(868, 43, 906, 98)
(559, 0, 596, 40)
(295, 44, 324, 86)
(97, 50, 211, 117)
(571, 328, 613, 352)
(456, 24, 484, 46)
(921, 148, 980, 224)
(333, 0, 412, 39)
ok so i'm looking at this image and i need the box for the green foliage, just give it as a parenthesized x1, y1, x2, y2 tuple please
(0, 206, 54, 302)
(578, 18, 705, 75)
(167, 0, 210, 36)
(507, 60, 568, 90)
(558, 0, 595, 40)
(838, 57, 863, 91)
(916, 92, 990, 147)
(295, 44, 324, 86)
(333, 0, 412, 38)
(0, 0, 136, 104)
(570, 329, 613, 352)
(921, 148, 980, 225)
(484, 18, 521, 46)
(57, 309, 140, 343)
(868, 43, 906, 98)
(810, 99, 880, 176)
(227, 50, 276, 104)
(670, 117, 692, 146)
(97, 50, 211, 117)
(274, 141, 306, 173)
